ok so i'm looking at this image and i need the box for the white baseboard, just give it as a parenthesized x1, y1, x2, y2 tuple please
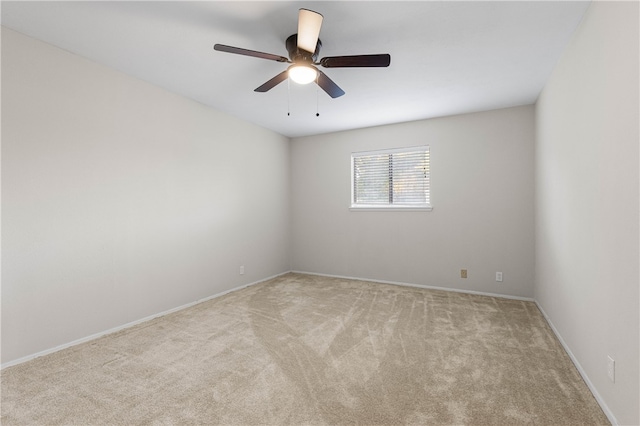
(535, 301, 618, 426)
(1, 271, 289, 370)
(3, 269, 617, 426)
(0, 270, 533, 369)
(295, 270, 616, 424)
(291, 270, 535, 302)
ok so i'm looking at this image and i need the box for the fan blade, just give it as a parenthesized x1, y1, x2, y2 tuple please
(316, 71, 345, 98)
(297, 9, 323, 53)
(255, 70, 289, 93)
(214, 44, 289, 63)
(319, 54, 391, 68)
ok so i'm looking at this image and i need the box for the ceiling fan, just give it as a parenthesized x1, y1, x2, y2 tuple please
(214, 9, 391, 98)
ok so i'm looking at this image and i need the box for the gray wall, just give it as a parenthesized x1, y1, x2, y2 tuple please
(3, 2, 638, 423)
(1, 28, 291, 364)
(291, 106, 535, 298)
(535, 2, 639, 424)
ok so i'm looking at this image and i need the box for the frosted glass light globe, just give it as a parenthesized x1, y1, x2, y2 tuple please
(289, 65, 317, 85)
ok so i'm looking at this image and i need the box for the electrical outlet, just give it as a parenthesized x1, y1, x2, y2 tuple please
(240, 265, 245, 275)
(607, 356, 615, 382)
(461, 269, 467, 279)
(496, 272, 503, 282)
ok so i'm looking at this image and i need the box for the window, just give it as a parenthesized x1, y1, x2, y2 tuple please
(351, 146, 431, 210)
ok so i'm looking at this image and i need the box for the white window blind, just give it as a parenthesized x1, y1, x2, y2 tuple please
(351, 146, 431, 210)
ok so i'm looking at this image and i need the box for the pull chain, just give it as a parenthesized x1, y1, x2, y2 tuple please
(287, 78, 290, 116)
(316, 75, 320, 117)
(286, 77, 321, 117)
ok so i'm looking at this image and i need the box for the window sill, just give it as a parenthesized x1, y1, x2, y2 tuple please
(349, 205, 433, 212)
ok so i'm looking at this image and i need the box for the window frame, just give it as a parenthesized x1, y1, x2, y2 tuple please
(350, 145, 432, 211)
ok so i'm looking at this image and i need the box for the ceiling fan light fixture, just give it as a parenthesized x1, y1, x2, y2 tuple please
(214, 8, 389, 98)
(289, 65, 317, 85)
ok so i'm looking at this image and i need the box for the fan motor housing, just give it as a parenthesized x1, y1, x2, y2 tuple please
(286, 34, 322, 63)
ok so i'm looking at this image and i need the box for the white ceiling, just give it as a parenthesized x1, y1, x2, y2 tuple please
(1, 1, 590, 138)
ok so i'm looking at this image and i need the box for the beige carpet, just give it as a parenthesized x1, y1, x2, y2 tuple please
(2, 273, 609, 425)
